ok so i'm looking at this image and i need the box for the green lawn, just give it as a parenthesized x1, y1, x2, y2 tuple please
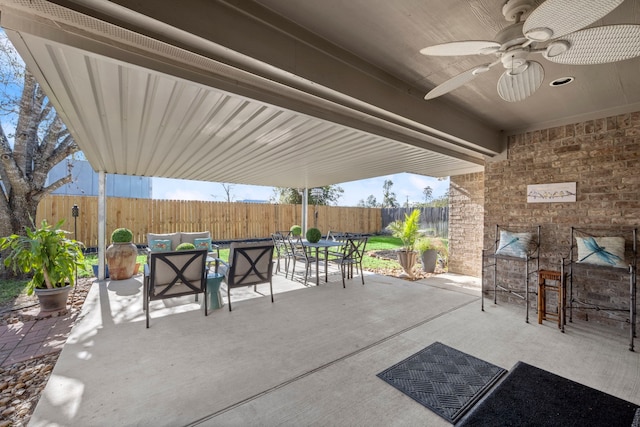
(0, 279, 29, 305)
(1, 235, 447, 305)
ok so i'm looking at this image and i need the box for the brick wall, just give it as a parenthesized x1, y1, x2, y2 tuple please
(483, 111, 640, 332)
(449, 172, 484, 277)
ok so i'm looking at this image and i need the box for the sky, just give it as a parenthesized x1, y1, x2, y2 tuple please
(152, 173, 449, 206)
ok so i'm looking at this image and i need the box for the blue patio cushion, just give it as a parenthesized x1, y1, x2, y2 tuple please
(147, 232, 181, 252)
(193, 237, 212, 251)
(149, 239, 172, 252)
(495, 230, 533, 259)
(576, 236, 626, 268)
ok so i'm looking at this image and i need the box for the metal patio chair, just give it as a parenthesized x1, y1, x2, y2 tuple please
(143, 249, 208, 328)
(271, 232, 292, 277)
(331, 236, 368, 287)
(216, 242, 275, 311)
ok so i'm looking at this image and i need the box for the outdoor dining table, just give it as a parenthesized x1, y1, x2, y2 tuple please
(299, 239, 345, 286)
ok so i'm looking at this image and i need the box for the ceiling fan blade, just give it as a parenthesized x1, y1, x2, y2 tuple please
(524, 0, 624, 41)
(424, 63, 494, 100)
(420, 41, 500, 56)
(497, 61, 545, 102)
(544, 25, 640, 65)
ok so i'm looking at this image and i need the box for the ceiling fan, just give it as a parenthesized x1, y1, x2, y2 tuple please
(420, 0, 640, 102)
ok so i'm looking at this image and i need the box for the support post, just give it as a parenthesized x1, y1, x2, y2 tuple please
(98, 171, 107, 280)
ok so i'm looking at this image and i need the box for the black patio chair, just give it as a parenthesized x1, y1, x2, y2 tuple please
(271, 232, 292, 277)
(332, 236, 368, 287)
(216, 242, 275, 311)
(286, 236, 317, 286)
(143, 249, 208, 328)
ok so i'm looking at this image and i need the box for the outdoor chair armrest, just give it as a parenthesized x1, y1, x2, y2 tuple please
(142, 247, 154, 265)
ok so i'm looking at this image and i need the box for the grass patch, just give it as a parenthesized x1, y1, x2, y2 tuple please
(0, 279, 29, 306)
(361, 235, 403, 270)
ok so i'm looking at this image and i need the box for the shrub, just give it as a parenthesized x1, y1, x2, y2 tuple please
(385, 209, 421, 252)
(415, 237, 435, 254)
(306, 228, 322, 243)
(290, 225, 302, 236)
(176, 242, 196, 251)
(111, 228, 133, 243)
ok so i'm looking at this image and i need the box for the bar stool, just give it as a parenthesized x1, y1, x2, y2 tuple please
(538, 270, 565, 328)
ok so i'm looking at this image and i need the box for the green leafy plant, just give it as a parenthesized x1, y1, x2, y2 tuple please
(176, 242, 196, 251)
(0, 219, 85, 295)
(111, 228, 133, 243)
(386, 209, 421, 252)
(415, 237, 435, 254)
(290, 225, 302, 237)
(306, 227, 322, 243)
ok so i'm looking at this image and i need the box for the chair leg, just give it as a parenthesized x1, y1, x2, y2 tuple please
(270, 279, 274, 303)
(143, 277, 150, 328)
(228, 284, 232, 312)
(204, 288, 208, 316)
(359, 262, 365, 285)
(341, 263, 346, 288)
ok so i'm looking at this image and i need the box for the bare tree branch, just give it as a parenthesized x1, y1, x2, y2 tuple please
(31, 173, 73, 200)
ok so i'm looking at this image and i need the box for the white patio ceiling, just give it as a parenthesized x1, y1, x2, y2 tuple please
(0, 1, 497, 189)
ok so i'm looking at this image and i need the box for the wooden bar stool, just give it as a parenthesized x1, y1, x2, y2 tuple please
(538, 270, 565, 328)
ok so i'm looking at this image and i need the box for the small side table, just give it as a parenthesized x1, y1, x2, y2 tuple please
(538, 270, 564, 329)
(205, 273, 225, 313)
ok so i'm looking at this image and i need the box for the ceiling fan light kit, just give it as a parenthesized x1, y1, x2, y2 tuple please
(497, 60, 544, 102)
(420, 0, 640, 102)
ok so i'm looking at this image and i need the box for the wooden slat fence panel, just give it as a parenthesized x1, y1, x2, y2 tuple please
(35, 196, 383, 247)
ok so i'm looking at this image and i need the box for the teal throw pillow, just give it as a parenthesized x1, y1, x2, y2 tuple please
(576, 236, 626, 269)
(495, 230, 532, 259)
(149, 239, 172, 252)
(193, 237, 212, 251)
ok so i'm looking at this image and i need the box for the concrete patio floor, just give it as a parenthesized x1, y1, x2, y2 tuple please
(29, 269, 640, 426)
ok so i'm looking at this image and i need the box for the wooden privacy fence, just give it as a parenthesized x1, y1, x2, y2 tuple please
(381, 207, 449, 238)
(36, 195, 382, 248)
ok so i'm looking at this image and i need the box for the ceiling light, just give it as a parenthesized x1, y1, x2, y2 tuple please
(549, 76, 575, 87)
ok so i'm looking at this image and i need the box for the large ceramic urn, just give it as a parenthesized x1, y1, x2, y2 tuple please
(106, 242, 138, 280)
(396, 250, 417, 279)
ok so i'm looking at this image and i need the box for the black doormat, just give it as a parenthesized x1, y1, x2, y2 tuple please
(377, 342, 507, 424)
(457, 361, 640, 427)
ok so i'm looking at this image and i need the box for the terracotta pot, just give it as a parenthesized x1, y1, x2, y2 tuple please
(35, 285, 71, 313)
(106, 242, 138, 280)
(397, 250, 417, 279)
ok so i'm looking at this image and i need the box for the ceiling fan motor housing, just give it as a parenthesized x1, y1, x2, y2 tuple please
(502, 0, 534, 22)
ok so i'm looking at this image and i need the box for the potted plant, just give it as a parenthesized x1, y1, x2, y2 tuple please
(0, 219, 84, 314)
(306, 227, 322, 243)
(106, 227, 137, 280)
(386, 209, 421, 279)
(290, 225, 302, 237)
(416, 237, 438, 273)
